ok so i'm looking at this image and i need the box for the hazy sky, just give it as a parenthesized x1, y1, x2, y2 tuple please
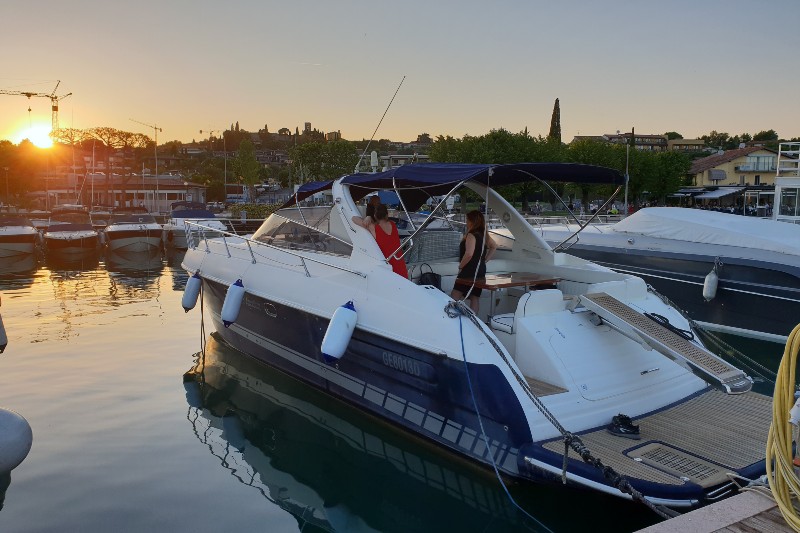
(1, 0, 798, 147)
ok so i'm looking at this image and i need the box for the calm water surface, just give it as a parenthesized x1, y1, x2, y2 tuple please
(0, 250, 783, 532)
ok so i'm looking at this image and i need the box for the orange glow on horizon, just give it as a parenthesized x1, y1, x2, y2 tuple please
(12, 123, 53, 148)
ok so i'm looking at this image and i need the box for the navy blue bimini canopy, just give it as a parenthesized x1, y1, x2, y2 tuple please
(282, 163, 623, 210)
(377, 190, 400, 206)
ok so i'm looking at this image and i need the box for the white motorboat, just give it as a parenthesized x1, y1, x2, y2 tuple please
(531, 207, 800, 345)
(103, 208, 162, 252)
(43, 207, 99, 255)
(0, 216, 40, 257)
(162, 201, 227, 249)
(182, 163, 768, 510)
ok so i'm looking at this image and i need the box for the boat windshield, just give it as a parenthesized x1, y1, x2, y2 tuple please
(51, 211, 91, 224)
(252, 206, 353, 257)
(111, 213, 158, 224)
(0, 216, 34, 227)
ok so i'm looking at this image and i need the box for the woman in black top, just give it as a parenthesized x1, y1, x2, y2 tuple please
(451, 210, 497, 314)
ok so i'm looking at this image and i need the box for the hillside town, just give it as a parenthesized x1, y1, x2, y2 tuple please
(0, 121, 797, 223)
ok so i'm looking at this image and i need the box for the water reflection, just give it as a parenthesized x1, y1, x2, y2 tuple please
(105, 249, 164, 278)
(0, 472, 10, 512)
(0, 254, 39, 277)
(165, 248, 188, 290)
(105, 249, 165, 303)
(44, 250, 100, 273)
(183, 334, 548, 532)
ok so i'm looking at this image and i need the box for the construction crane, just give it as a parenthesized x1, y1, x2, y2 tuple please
(0, 80, 72, 131)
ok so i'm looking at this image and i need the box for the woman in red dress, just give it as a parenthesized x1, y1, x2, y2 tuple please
(352, 203, 408, 278)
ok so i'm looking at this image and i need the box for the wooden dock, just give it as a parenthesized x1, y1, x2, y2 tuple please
(636, 490, 792, 533)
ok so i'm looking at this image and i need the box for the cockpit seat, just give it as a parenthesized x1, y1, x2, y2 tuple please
(489, 289, 566, 335)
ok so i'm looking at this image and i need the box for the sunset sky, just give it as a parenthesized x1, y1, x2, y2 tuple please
(1, 0, 798, 148)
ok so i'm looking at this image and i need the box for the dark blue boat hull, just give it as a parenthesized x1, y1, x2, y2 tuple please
(203, 279, 532, 478)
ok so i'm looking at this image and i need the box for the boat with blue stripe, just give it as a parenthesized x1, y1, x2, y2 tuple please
(181, 162, 769, 511)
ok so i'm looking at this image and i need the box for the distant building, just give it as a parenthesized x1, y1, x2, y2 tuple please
(604, 132, 668, 152)
(689, 146, 779, 187)
(667, 138, 706, 152)
(571, 133, 671, 152)
(379, 154, 429, 169)
(326, 130, 342, 141)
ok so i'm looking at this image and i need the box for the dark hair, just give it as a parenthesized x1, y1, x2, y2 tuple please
(465, 210, 485, 234)
(374, 203, 388, 221)
(365, 195, 380, 217)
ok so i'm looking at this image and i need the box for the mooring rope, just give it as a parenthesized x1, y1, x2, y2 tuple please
(457, 314, 555, 533)
(447, 300, 678, 520)
(766, 323, 800, 532)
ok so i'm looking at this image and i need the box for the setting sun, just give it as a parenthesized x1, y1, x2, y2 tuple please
(14, 124, 53, 148)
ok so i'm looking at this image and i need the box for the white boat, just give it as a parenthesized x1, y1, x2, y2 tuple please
(103, 208, 162, 252)
(182, 163, 768, 510)
(43, 207, 99, 255)
(529, 207, 800, 345)
(0, 216, 40, 257)
(162, 201, 227, 249)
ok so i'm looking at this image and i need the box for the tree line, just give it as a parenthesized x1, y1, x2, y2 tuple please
(0, 117, 797, 209)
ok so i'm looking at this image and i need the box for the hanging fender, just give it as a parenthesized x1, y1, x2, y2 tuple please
(0, 295, 6, 353)
(221, 279, 245, 328)
(703, 261, 721, 302)
(321, 301, 357, 361)
(702, 270, 718, 301)
(182, 272, 202, 312)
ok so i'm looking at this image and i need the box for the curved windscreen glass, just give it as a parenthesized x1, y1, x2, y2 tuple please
(252, 206, 352, 257)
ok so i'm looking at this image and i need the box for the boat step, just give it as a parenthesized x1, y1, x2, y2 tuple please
(579, 292, 752, 394)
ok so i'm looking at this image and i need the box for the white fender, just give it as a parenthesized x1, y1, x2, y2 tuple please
(221, 279, 245, 328)
(0, 295, 6, 353)
(0, 313, 6, 354)
(0, 408, 32, 473)
(321, 301, 357, 360)
(702, 269, 718, 302)
(182, 272, 202, 312)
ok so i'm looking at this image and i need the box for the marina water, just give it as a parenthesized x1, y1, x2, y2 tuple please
(0, 250, 782, 532)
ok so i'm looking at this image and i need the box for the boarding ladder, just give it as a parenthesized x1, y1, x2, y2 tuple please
(579, 292, 753, 394)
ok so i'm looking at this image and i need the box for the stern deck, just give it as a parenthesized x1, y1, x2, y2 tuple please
(536, 390, 770, 491)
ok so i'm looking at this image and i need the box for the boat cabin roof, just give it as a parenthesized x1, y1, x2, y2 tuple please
(171, 201, 206, 211)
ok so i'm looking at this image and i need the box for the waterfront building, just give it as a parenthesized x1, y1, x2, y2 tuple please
(689, 146, 779, 187)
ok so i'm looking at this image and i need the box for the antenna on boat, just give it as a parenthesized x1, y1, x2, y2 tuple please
(624, 127, 632, 215)
(355, 76, 405, 173)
